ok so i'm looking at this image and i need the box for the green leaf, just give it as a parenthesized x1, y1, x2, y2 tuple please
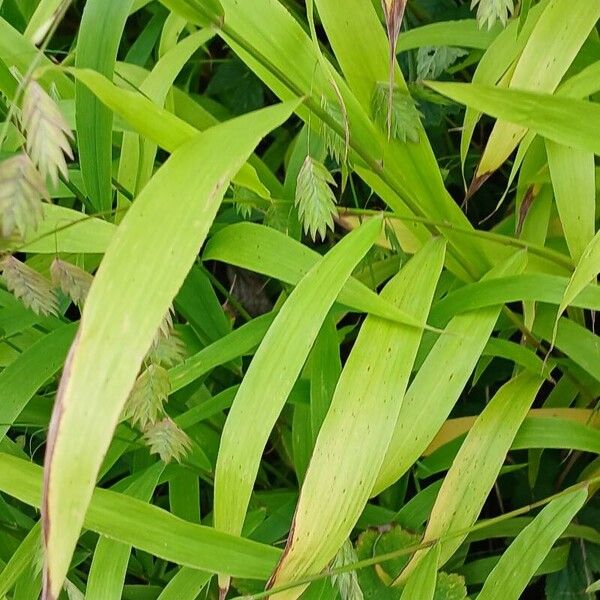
(213, 218, 383, 580)
(428, 81, 600, 157)
(269, 239, 446, 597)
(399, 544, 439, 600)
(41, 100, 299, 600)
(74, 0, 134, 211)
(295, 156, 338, 241)
(545, 140, 595, 262)
(203, 222, 426, 327)
(474, 0, 600, 178)
(477, 489, 587, 600)
(0, 521, 41, 597)
(0, 323, 76, 442)
(556, 230, 600, 322)
(85, 463, 164, 600)
(0, 452, 281, 579)
(400, 372, 544, 580)
(374, 250, 527, 494)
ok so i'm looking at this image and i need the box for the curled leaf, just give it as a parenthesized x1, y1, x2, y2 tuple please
(21, 79, 73, 185)
(143, 417, 192, 463)
(0, 153, 48, 239)
(295, 156, 338, 241)
(122, 364, 170, 429)
(0, 254, 58, 315)
(50, 258, 93, 308)
(371, 82, 422, 143)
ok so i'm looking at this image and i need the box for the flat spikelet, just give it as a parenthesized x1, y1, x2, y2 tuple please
(471, 0, 515, 30)
(146, 330, 186, 368)
(320, 97, 347, 165)
(21, 80, 73, 185)
(51, 258, 93, 308)
(331, 541, 364, 600)
(0, 255, 58, 315)
(142, 417, 192, 464)
(295, 156, 338, 241)
(0, 153, 48, 239)
(122, 364, 170, 429)
(371, 82, 422, 143)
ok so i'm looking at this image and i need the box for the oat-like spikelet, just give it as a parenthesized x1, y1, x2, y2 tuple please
(142, 417, 192, 464)
(0, 254, 58, 315)
(21, 79, 73, 185)
(0, 153, 48, 239)
(50, 258, 93, 308)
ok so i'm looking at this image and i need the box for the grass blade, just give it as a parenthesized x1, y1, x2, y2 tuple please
(0, 453, 281, 579)
(75, 0, 134, 211)
(374, 250, 527, 494)
(41, 100, 298, 599)
(477, 488, 587, 600)
(268, 239, 446, 599)
(399, 372, 544, 581)
(214, 217, 383, 589)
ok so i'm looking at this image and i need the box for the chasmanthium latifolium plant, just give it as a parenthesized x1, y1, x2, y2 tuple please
(0, 1, 599, 599)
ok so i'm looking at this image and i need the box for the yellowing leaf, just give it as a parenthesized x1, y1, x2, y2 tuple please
(268, 239, 446, 599)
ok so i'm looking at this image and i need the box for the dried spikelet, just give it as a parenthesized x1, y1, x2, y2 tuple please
(0, 153, 48, 239)
(146, 329, 186, 368)
(122, 364, 170, 428)
(371, 82, 422, 143)
(295, 156, 338, 241)
(471, 0, 515, 30)
(0, 254, 58, 315)
(50, 258, 93, 308)
(21, 79, 73, 185)
(142, 417, 191, 464)
(331, 540, 364, 600)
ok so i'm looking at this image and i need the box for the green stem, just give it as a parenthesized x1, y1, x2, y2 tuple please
(233, 477, 599, 599)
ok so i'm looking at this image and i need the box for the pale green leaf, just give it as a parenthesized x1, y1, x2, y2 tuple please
(41, 100, 298, 599)
(214, 218, 383, 573)
(400, 372, 544, 580)
(477, 488, 587, 600)
(269, 239, 446, 598)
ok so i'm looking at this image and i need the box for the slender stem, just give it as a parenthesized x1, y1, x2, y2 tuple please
(232, 477, 599, 599)
(339, 207, 574, 271)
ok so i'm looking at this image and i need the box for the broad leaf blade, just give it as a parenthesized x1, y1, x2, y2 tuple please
(213, 218, 383, 573)
(268, 239, 446, 598)
(41, 101, 298, 599)
(477, 488, 587, 600)
(399, 372, 544, 580)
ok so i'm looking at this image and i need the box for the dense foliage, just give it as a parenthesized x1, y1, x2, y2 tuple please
(0, 0, 598, 599)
